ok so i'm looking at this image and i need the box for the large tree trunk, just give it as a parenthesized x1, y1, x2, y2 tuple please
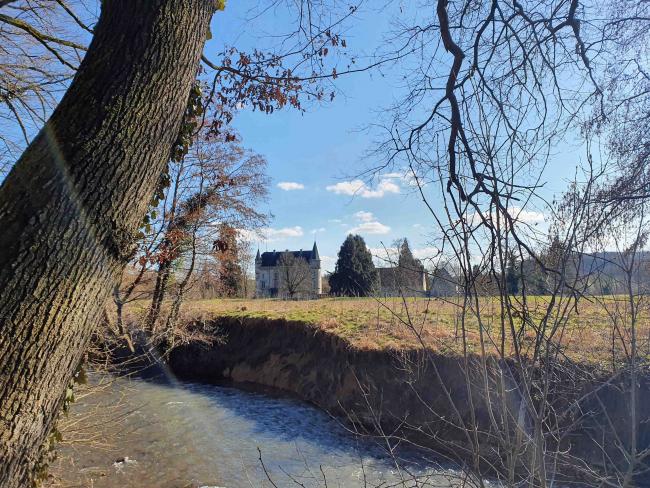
(0, 1, 213, 486)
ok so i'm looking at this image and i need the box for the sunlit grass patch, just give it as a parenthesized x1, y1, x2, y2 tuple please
(129, 295, 649, 366)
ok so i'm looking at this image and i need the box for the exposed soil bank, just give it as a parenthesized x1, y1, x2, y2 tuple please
(168, 317, 650, 485)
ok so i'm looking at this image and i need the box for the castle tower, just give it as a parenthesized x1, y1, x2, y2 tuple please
(310, 241, 322, 295)
(254, 248, 262, 297)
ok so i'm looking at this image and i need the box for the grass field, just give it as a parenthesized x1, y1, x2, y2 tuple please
(164, 296, 650, 366)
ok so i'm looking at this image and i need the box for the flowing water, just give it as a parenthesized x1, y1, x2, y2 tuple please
(50, 373, 481, 488)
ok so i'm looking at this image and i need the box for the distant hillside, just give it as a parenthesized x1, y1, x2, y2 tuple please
(577, 251, 650, 294)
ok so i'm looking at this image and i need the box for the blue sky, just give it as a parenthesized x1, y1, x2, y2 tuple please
(207, 3, 587, 272)
(0, 2, 592, 273)
(206, 2, 436, 272)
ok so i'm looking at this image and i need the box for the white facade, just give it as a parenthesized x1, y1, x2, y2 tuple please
(255, 243, 322, 298)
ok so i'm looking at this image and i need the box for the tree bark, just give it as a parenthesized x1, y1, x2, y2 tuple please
(0, 1, 213, 486)
(147, 259, 173, 332)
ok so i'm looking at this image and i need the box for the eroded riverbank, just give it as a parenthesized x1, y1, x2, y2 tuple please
(168, 316, 650, 486)
(48, 315, 649, 487)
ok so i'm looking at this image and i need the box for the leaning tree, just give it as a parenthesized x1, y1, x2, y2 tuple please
(0, 1, 215, 486)
(0, 0, 364, 483)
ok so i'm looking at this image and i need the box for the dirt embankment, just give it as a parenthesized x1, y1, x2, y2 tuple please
(168, 317, 650, 484)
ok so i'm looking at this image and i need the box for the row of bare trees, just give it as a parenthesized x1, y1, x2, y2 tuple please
(352, 0, 650, 486)
(1, 0, 649, 486)
(0, 0, 92, 177)
(109, 122, 269, 346)
(0, 0, 364, 485)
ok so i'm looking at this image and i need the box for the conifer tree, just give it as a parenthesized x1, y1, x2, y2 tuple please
(505, 252, 519, 295)
(397, 238, 420, 268)
(329, 234, 378, 296)
(396, 238, 424, 290)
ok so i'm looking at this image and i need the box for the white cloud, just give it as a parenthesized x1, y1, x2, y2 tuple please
(326, 180, 365, 196)
(354, 210, 374, 222)
(311, 227, 326, 234)
(328, 218, 342, 223)
(373, 179, 400, 196)
(412, 246, 441, 261)
(277, 181, 305, 191)
(243, 226, 304, 241)
(266, 226, 304, 239)
(349, 210, 392, 236)
(326, 178, 400, 199)
(380, 172, 404, 179)
(402, 173, 420, 188)
(369, 246, 398, 262)
(513, 208, 545, 224)
(380, 171, 420, 188)
(350, 221, 391, 235)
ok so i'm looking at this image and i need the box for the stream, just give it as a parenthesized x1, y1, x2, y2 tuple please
(50, 373, 485, 488)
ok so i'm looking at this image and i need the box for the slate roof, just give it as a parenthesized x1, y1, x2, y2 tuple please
(259, 249, 315, 267)
(257, 242, 319, 267)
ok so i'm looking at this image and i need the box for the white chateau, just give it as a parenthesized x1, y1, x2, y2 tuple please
(255, 242, 322, 298)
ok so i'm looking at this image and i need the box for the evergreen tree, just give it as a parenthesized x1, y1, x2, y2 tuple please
(520, 257, 548, 295)
(397, 238, 417, 267)
(329, 234, 378, 296)
(505, 252, 519, 295)
(396, 238, 424, 290)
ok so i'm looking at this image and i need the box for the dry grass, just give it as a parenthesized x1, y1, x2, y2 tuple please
(128, 295, 650, 367)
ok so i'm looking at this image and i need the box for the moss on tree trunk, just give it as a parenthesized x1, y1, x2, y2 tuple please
(0, 1, 214, 485)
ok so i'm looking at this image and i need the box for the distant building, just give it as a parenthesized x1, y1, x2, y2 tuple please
(255, 242, 322, 298)
(428, 266, 458, 297)
(376, 265, 427, 297)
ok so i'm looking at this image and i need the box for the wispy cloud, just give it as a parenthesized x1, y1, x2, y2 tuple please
(239, 226, 305, 242)
(513, 208, 545, 224)
(350, 221, 391, 235)
(265, 226, 304, 239)
(277, 181, 305, 191)
(326, 178, 400, 198)
(379, 171, 420, 188)
(354, 210, 374, 222)
(348, 210, 391, 235)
